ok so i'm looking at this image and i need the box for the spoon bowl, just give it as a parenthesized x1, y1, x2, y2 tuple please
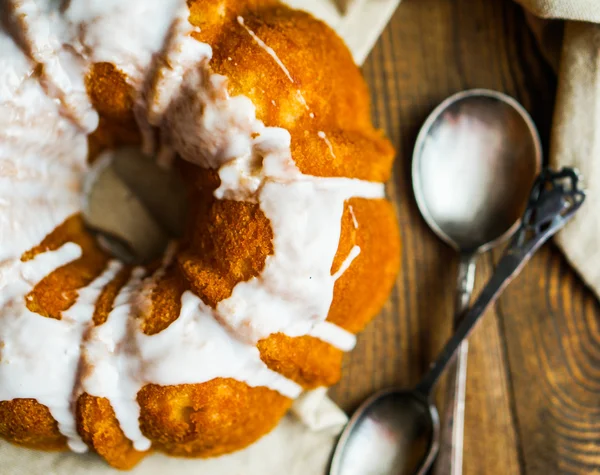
(413, 89, 542, 252)
(330, 390, 438, 475)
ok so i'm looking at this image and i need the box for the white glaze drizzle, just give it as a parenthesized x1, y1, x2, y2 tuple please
(236, 15, 310, 114)
(133, 242, 178, 316)
(309, 322, 356, 352)
(0, 24, 33, 102)
(81, 287, 303, 451)
(6, 0, 98, 132)
(296, 89, 311, 111)
(0, 243, 123, 452)
(237, 16, 294, 83)
(333, 246, 362, 282)
(78, 267, 150, 451)
(63, 0, 184, 88)
(0, 0, 385, 452)
(318, 131, 337, 159)
(348, 204, 359, 229)
(163, 64, 384, 344)
(142, 4, 211, 165)
(0, 47, 87, 262)
(213, 181, 380, 344)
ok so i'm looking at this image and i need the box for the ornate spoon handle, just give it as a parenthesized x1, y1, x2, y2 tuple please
(416, 167, 586, 397)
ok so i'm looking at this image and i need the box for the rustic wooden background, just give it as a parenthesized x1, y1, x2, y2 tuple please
(329, 0, 600, 473)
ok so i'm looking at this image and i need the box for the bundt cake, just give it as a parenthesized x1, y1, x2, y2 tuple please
(0, 0, 400, 470)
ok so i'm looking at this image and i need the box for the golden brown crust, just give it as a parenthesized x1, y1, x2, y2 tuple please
(23, 215, 109, 320)
(137, 379, 291, 457)
(0, 399, 67, 451)
(328, 198, 401, 333)
(76, 394, 147, 470)
(93, 266, 132, 326)
(179, 185, 274, 308)
(86, 63, 141, 161)
(141, 262, 188, 336)
(77, 380, 291, 468)
(258, 334, 343, 388)
(292, 129, 395, 183)
(190, 1, 393, 181)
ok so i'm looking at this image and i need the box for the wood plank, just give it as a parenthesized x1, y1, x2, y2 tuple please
(497, 245, 600, 475)
(462, 252, 521, 475)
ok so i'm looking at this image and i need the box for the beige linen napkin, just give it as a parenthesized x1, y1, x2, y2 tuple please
(517, 0, 600, 22)
(1, 2, 400, 473)
(515, 0, 600, 297)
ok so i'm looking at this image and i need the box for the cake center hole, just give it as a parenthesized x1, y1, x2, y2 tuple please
(83, 147, 188, 265)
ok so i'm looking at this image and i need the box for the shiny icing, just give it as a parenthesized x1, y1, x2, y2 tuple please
(0, 0, 383, 452)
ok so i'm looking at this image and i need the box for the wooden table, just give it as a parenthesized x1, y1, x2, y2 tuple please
(330, 1, 600, 473)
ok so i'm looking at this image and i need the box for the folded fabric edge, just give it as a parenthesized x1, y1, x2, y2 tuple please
(514, 0, 600, 23)
(550, 22, 600, 299)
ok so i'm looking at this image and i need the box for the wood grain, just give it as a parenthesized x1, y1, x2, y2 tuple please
(330, 0, 600, 473)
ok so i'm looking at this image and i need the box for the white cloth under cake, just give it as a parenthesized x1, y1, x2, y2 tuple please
(0, 389, 347, 475)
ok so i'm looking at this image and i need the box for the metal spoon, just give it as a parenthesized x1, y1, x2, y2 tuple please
(329, 95, 585, 475)
(331, 168, 585, 475)
(330, 89, 540, 475)
(413, 89, 541, 475)
(332, 89, 541, 475)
